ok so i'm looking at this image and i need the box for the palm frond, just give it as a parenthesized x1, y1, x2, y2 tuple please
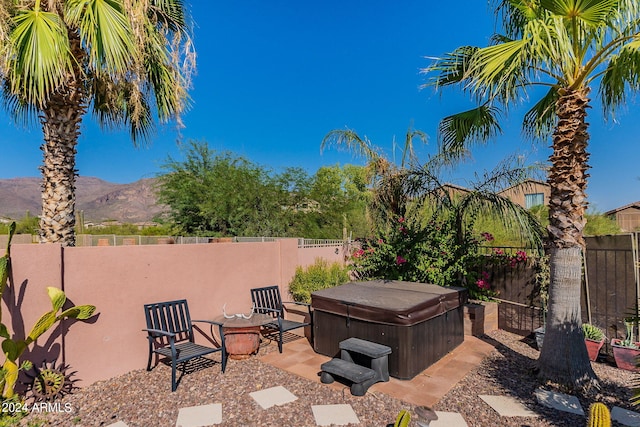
(466, 39, 529, 99)
(493, 0, 540, 39)
(148, 0, 187, 31)
(142, 24, 191, 122)
(399, 128, 428, 168)
(66, 0, 135, 76)
(90, 75, 154, 145)
(472, 154, 545, 194)
(1, 82, 40, 128)
(540, 0, 618, 27)
(600, 42, 640, 116)
(437, 104, 503, 155)
(523, 87, 558, 140)
(7, 9, 73, 106)
(421, 46, 477, 89)
(458, 190, 545, 253)
(521, 16, 571, 75)
(321, 129, 381, 163)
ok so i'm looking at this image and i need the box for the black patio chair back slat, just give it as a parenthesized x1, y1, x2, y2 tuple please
(253, 286, 282, 319)
(143, 299, 227, 391)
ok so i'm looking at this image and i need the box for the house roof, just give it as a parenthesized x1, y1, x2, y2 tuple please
(441, 183, 471, 193)
(605, 201, 640, 216)
(497, 179, 549, 195)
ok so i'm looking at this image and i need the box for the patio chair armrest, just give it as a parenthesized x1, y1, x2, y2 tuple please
(283, 300, 311, 307)
(282, 300, 312, 313)
(192, 319, 224, 327)
(255, 306, 282, 315)
(143, 328, 176, 338)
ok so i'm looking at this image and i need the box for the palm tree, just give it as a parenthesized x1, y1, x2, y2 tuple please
(0, 0, 194, 246)
(321, 127, 428, 227)
(423, 0, 640, 389)
(322, 127, 544, 286)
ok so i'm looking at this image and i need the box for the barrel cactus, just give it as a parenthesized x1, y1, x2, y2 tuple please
(393, 409, 411, 427)
(587, 402, 611, 427)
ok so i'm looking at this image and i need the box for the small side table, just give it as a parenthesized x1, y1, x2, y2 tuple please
(213, 313, 273, 359)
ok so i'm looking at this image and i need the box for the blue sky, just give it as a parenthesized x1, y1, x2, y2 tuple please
(1, 1, 639, 212)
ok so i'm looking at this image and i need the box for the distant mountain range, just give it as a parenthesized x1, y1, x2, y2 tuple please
(0, 177, 165, 223)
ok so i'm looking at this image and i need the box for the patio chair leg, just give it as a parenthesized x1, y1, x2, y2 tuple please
(278, 330, 283, 353)
(171, 359, 178, 392)
(146, 342, 154, 371)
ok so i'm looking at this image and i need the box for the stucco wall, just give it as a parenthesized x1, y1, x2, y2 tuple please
(296, 244, 346, 268)
(4, 239, 300, 387)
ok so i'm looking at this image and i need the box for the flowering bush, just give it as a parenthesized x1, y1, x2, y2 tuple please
(349, 215, 471, 289)
(465, 240, 531, 300)
(350, 220, 534, 301)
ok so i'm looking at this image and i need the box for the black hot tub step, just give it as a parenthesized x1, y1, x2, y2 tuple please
(339, 337, 392, 358)
(320, 358, 377, 396)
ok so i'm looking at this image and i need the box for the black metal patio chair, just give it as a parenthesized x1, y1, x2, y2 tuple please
(250, 285, 313, 353)
(143, 299, 227, 391)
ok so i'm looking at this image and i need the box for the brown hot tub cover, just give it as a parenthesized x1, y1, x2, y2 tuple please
(311, 280, 466, 326)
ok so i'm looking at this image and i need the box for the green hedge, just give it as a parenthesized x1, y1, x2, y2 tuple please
(289, 259, 350, 303)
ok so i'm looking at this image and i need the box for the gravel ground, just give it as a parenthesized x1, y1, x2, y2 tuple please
(19, 330, 638, 427)
(436, 330, 637, 427)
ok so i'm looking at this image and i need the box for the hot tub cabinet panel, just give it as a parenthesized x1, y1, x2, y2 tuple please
(311, 281, 467, 380)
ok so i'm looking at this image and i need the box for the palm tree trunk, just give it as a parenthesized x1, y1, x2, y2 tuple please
(38, 32, 86, 246)
(538, 246, 596, 387)
(538, 87, 597, 388)
(547, 88, 590, 248)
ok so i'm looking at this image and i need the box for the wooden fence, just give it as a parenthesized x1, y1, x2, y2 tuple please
(582, 234, 640, 354)
(487, 233, 640, 346)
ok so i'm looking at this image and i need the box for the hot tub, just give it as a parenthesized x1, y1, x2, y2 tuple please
(311, 280, 467, 379)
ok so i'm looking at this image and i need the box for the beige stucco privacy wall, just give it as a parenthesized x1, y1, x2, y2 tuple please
(297, 245, 345, 267)
(4, 239, 317, 387)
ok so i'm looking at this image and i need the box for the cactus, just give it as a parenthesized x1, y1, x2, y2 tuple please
(393, 409, 411, 427)
(582, 323, 605, 341)
(587, 402, 611, 427)
(0, 223, 96, 398)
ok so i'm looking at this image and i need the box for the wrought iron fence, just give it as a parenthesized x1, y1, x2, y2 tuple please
(76, 235, 349, 248)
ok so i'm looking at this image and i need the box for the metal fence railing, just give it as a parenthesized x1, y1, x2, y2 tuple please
(75, 235, 349, 248)
(234, 237, 278, 243)
(297, 239, 345, 248)
(76, 235, 179, 246)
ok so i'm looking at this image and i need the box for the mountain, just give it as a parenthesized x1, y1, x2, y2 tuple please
(0, 177, 165, 223)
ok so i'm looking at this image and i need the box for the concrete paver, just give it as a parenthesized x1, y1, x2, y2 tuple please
(249, 385, 298, 409)
(479, 395, 539, 417)
(175, 404, 222, 427)
(311, 404, 360, 426)
(535, 388, 584, 416)
(431, 411, 469, 427)
(612, 406, 640, 427)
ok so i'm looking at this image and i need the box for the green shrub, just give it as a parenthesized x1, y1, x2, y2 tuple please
(289, 259, 350, 303)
